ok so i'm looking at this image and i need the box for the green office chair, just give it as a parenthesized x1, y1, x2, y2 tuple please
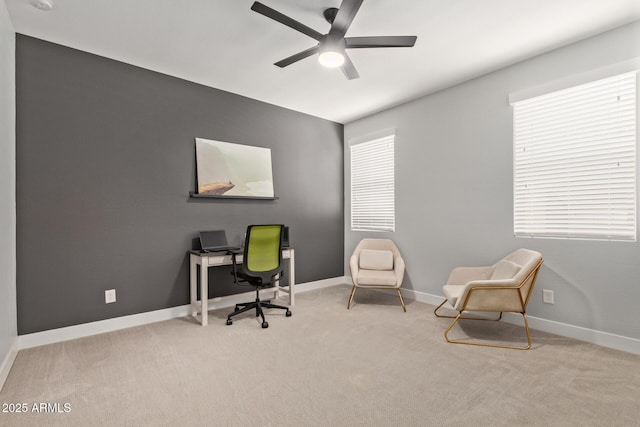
(226, 224, 292, 328)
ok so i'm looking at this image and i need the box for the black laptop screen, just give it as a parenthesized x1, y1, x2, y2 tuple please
(199, 230, 228, 251)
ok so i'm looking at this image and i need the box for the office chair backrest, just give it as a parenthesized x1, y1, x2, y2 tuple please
(243, 225, 284, 279)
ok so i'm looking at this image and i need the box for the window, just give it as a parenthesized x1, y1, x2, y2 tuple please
(513, 72, 637, 241)
(350, 134, 395, 232)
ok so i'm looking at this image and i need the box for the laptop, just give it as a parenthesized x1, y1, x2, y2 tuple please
(199, 230, 240, 253)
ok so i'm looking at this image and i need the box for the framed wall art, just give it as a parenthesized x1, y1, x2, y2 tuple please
(192, 137, 276, 200)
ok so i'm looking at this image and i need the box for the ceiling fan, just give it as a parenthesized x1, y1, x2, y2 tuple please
(251, 0, 417, 80)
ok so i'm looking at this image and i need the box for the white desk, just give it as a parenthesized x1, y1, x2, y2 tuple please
(189, 249, 295, 326)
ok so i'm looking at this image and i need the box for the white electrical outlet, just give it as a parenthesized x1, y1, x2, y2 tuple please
(542, 289, 554, 304)
(105, 289, 116, 304)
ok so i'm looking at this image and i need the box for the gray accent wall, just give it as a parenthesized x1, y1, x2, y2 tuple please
(0, 2, 17, 373)
(16, 35, 344, 335)
(345, 21, 640, 341)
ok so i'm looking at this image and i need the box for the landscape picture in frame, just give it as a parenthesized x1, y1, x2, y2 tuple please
(195, 137, 275, 198)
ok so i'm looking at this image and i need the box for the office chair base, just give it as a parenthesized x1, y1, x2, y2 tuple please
(226, 294, 292, 328)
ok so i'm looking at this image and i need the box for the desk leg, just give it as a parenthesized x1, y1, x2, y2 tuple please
(289, 250, 295, 306)
(200, 259, 208, 326)
(190, 255, 197, 318)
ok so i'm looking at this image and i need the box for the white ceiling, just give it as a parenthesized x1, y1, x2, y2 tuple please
(5, 0, 640, 123)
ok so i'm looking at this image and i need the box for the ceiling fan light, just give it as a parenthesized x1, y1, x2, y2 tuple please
(318, 50, 345, 68)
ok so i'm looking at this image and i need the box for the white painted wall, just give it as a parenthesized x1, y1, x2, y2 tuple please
(345, 21, 640, 341)
(0, 1, 17, 387)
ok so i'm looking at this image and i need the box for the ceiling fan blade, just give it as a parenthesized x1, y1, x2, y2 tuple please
(345, 36, 417, 49)
(340, 52, 360, 80)
(329, 0, 364, 39)
(251, 2, 323, 41)
(274, 46, 320, 68)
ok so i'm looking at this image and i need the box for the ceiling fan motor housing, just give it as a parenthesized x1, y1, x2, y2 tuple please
(323, 7, 339, 24)
(320, 34, 346, 51)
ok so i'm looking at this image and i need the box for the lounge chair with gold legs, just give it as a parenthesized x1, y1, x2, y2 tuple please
(434, 248, 543, 350)
(348, 238, 407, 312)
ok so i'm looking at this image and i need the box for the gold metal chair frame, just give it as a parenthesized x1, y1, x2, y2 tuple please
(348, 285, 407, 312)
(434, 259, 543, 350)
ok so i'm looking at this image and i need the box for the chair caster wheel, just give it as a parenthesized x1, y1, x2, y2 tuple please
(285, 310, 292, 317)
(226, 319, 233, 326)
(262, 321, 269, 328)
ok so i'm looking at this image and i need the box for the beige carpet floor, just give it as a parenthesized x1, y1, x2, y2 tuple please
(1, 284, 640, 427)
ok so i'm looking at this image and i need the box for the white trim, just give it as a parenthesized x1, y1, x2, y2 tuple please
(502, 313, 640, 355)
(294, 276, 348, 292)
(18, 305, 191, 350)
(17, 277, 348, 350)
(347, 128, 396, 147)
(389, 286, 640, 355)
(0, 337, 18, 392)
(16, 276, 638, 355)
(509, 57, 640, 105)
(396, 287, 446, 307)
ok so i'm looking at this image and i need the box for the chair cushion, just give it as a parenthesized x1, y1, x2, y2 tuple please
(490, 259, 521, 280)
(357, 269, 397, 286)
(442, 284, 464, 307)
(359, 249, 394, 271)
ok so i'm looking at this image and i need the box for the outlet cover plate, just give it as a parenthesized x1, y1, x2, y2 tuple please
(105, 289, 116, 304)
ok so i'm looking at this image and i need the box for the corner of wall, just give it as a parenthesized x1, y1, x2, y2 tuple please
(0, 0, 18, 388)
(0, 337, 18, 392)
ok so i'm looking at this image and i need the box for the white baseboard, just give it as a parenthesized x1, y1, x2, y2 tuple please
(295, 276, 348, 292)
(19, 276, 637, 355)
(18, 305, 192, 350)
(503, 313, 640, 355)
(0, 337, 19, 392)
(397, 287, 445, 307)
(17, 276, 348, 350)
(399, 286, 640, 355)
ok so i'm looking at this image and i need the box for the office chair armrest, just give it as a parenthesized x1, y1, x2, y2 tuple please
(270, 271, 285, 285)
(231, 252, 242, 285)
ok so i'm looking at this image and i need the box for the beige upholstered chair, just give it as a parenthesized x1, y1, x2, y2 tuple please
(348, 238, 406, 312)
(434, 248, 543, 350)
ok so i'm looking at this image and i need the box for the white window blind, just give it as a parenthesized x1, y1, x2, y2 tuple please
(513, 72, 637, 241)
(350, 135, 395, 232)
